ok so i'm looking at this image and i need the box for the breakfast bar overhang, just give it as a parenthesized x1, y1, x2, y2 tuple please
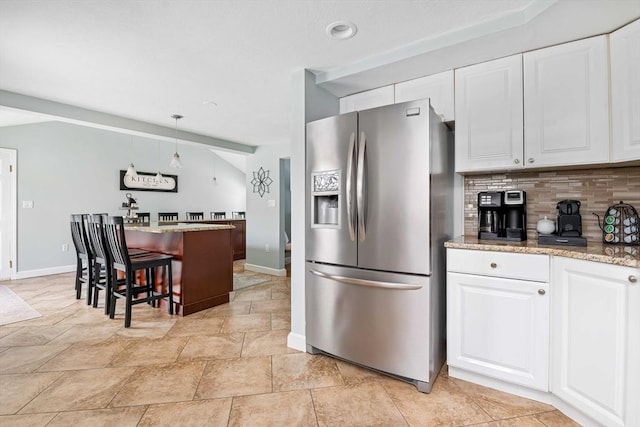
(124, 222, 234, 316)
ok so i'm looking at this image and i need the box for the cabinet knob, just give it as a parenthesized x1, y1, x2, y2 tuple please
(513, 159, 520, 164)
(630, 275, 638, 284)
(528, 158, 535, 164)
(538, 289, 546, 295)
(490, 262, 497, 268)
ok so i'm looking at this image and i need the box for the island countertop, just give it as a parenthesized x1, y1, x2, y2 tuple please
(124, 221, 234, 233)
(445, 236, 640, 268)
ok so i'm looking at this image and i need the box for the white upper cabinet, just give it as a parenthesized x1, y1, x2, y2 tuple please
(455, 54, 524, 172)
(610, 19, 640, 162)
(339, 85, 394, 114)
(394, 70, 454, 121)
(523, 35, 610, 167)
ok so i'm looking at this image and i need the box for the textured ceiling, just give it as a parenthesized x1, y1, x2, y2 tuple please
(0, 0, 638, 149)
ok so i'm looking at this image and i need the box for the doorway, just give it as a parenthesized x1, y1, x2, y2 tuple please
(0, 148, 17, 280)
(280, 158, 291, 275)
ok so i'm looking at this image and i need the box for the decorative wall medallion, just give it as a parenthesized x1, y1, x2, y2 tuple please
(120, 170, 178, 192)
(251, 167, 273, 197)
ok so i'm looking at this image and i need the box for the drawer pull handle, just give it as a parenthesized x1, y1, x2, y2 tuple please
(490, 262, 497, 268)
(538, 289, 546, 295)
(630, 275, 638, 284)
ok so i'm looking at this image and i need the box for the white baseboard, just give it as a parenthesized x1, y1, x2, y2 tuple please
(287, 331, 306, 352)
(244, 263, 287, 277)
(15, 264, 75, 280)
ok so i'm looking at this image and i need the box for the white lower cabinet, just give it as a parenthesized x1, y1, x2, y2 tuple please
(447, 249, 550, 391)
(551, 257, 640, 427)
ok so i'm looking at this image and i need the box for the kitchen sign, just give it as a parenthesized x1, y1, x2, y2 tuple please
(119, 170, 178, 193)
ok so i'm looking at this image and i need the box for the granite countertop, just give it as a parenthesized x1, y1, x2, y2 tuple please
(445, 236, 640, 268)
(125, 222, 235, 233)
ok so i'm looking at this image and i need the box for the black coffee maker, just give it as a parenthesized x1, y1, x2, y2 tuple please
(478, 190, 527, 241)
(538, 200, 587, 246)
(556, 200, 582, 236)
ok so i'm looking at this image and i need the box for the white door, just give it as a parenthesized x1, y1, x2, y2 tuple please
(0, 148, 17, 280)
(524, 35, 610, 167)
(610, 18, 640, 162)
(447, 271, 550, 391)
(454, 54, 524, 172)
(551, 257, 640, 427)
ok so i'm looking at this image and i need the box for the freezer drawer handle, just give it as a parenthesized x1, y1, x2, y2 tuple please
(309, 269, 422, 290)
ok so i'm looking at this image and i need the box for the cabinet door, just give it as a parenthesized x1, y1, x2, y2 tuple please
(394, 70, 454, 121)
(611, 19, 640, 162)
(339, 85, 394, 114)
(524, 36, 610, 167)
(454, 54, 524, 172)
(447, 272, 549, 391)
(551, 257, 640, 427)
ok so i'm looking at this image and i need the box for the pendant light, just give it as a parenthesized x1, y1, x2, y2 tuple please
(170, 114, 183, 168)
(155, 140, 163, 179)
(125, 163, 138, 178)
(124, 135, 138, 177)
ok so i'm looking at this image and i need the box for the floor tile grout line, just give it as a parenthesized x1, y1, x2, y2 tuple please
(10, 370, 65, 416)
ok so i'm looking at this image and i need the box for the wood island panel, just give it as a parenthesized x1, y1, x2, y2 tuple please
(125, 227, 233, 316)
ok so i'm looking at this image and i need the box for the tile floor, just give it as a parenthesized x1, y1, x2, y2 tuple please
(0, 262, 580, 426)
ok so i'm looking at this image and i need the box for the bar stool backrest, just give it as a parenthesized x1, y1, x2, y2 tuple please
(187, 212, 204, 220)
(232, 211, 245, 219)
(211, 211, 226, 219)
(104, 216, 131, 269)
(137, 212, 151, 222)
(70, 214, 90, 259)
(158, 212, 179, 221)
(87, 214, 109, 264)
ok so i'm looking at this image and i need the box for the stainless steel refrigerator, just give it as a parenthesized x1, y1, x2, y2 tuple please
(305, 99, 453, 393)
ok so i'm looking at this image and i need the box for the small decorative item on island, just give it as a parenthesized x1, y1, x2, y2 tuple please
(593, 201, 640, 246)
(120, 192, 139, 221)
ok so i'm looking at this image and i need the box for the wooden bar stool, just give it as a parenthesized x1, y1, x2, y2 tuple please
(158, 212, 179, 221)
(104, 216, 175, 328)
(70, 214, 93, 304)
(187, 212, 204, 220)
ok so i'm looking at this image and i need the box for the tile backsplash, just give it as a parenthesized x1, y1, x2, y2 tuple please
(463, 166, 640, 242)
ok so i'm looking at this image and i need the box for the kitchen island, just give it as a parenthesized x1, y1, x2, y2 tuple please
(125, 222, 234, 316)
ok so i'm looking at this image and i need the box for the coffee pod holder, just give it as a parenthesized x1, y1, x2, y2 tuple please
(593, 201, 640, 246)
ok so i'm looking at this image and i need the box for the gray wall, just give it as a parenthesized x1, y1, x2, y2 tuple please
(288, 69, 340, 350)
(0, 121, 246, 275)
(245, 144, 291, 272)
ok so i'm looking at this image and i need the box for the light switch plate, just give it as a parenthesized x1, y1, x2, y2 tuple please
(267, 199, 276, 207)
(22, 200, 34, 209)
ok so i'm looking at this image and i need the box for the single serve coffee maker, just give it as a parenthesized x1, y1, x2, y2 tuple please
(478, 190, 527, 241)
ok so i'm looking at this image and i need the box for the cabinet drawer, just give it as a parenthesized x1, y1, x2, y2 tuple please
(447, 249, 549, 282)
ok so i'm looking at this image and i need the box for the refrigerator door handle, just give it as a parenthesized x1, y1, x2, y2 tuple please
(357, 131, 367, 242)
(309, 269, 422, 290)
(346, 132, 356, 241)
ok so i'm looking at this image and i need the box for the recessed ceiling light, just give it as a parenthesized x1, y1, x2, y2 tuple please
(326, 21, 357, 40)
(202, 100, 218, 108)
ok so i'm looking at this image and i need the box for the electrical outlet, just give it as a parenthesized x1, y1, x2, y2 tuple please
(22, 200, 34, 209)
(265, 244, 270, 252)
(61, 243, 69, 252)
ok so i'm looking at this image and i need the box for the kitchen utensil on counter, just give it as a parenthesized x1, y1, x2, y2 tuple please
(593, 201, 640, 246)
(538, 200, 587, 246)
(536, 216, 556, 235)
